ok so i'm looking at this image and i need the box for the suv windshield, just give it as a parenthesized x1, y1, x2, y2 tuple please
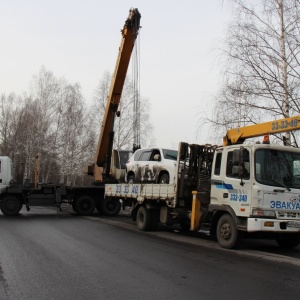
(162, 149, 178, 161)
(255, 149, 300, 189)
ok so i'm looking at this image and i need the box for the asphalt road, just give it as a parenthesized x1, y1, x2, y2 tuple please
(1, 206, 300, 300)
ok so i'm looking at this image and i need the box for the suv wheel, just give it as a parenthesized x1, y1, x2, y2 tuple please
(158, 173, 169, 184)
(127, 175, 135, 183)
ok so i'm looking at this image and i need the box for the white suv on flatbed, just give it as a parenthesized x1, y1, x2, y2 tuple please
(125, 148, 178, 184)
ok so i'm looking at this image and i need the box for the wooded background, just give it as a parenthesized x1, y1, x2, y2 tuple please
(1, 0, 299, 185)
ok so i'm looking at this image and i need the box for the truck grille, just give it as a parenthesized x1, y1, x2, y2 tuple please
(277, 211, 300, 219)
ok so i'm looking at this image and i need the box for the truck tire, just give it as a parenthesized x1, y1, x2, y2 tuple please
(74, 196, 95, 216)
(216, 214, 240, 249)
(276, 233, 300, 249)
(100, 197, 121, 216)
(0, 196, 22, 216)
(136, 206, 152, 231)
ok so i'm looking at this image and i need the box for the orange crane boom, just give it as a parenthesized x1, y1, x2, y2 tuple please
(87, 8, 141, 183)
(223, 115, 300, 145)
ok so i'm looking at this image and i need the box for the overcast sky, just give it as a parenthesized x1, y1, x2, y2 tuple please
(0, 0, 230, 149)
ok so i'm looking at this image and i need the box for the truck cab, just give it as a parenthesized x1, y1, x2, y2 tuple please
(208, 143, 300, 248)
(0, 156, 13, 193)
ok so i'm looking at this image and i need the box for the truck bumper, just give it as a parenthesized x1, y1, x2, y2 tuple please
(247, 218, 300, 233)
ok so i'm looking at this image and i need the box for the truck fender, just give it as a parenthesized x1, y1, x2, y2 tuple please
(208, 204, 237, 236)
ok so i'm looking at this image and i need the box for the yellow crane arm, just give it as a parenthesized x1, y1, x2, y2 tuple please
(88, 8, 141, 182)
(223, 115, 300, 145)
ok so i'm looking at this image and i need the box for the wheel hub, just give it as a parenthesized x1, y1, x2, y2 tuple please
(6, 200, 17, 211)
(82, 202, 89, 209)
(107, 202, 116, 210)
(220, 223, 231, 240)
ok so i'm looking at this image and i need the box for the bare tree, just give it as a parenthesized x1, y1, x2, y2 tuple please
(210, 0, 300, 145)
(0, 93, 50, 181)
(0, 93, 30, 174)
(57, 84, 93, 185)
(0, 93, 20, 157)
(0, 67, 153, 185)
(0, 67, 96, 185)
(30, 68, 96, 185)
(92, 72, 153, 151)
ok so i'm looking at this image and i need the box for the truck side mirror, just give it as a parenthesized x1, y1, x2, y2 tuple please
(232, 148, 246, 185)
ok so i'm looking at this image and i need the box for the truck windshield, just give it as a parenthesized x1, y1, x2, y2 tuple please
(255, 149, 300, 189)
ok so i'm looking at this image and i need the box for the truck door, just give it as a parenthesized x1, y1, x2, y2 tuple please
(211, 147, 252, 217)
(140, 149, 160, 182)
(137, 149, 152, 182)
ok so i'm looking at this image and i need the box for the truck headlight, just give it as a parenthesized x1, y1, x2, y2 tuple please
(252, 209, 276, 218)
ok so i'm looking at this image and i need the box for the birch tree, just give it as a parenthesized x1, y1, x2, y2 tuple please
(30, 68, 94, 185)
(0, 93, 29, 177)
(211, 0, 300, 145)
(92, 72, 153, 151)
(0, 67, 153, 185)
(0, 67, 95, 185)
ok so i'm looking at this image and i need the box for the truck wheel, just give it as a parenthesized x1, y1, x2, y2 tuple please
(100, 198, 121, 216)
(158, 173, 169, 184)
(276, 233, 300, 249)
(217, 214, 239, 249)
(0, 196, 22, 216)
(136, 206, 152, 231)
(74, 196, 95, 216)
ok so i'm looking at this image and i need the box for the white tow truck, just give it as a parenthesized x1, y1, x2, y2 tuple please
(105, 116, 300, 249)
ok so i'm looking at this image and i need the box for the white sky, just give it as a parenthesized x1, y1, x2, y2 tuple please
(0, 0, 230, 149)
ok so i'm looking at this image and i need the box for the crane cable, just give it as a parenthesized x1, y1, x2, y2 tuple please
(132, 25, 141, 152)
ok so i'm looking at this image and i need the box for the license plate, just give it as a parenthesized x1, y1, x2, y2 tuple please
(287, 221, 300, 228)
